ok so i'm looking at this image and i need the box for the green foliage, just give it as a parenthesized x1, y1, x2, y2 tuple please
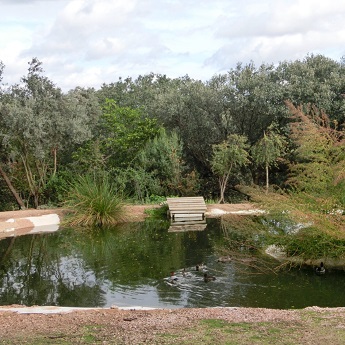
(225, 62, 289, 143)
(0, 59, 99, 208)
(42, 170, 74, 206)
(276, 54, 345, 122)
(109, 129, 201, 200)
(1, 55, 345, 209)
(286, 102, 345, 205)
(251, 122, 287, 192)
(100, 98, 160, 168)
(144, 205, 169, 219)
(64, 174, 125, 227)
(70, 139, 106, 175)
(136, 128, 201, 197)
(273, 227, 345, 260)
(212, 134, 249, 176)
(211, 134, 250, 203)
(150, 77, 225, 169)
(96, 56, 345, 198)
(111, 167, 163, 203)
(144, 194, 167, 204)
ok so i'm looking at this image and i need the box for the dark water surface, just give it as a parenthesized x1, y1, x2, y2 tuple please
(0, 218, 344, 309)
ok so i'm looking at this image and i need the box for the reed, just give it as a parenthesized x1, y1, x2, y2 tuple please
(64, 174, 125, 227)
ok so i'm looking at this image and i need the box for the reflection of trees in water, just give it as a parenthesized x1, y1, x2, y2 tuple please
(1, 219, 344, 309)
(218, 215, 279, 275)
(0, 219, 218, 307)
(0, 233, 106, 307)
(0, 218, 276, 308)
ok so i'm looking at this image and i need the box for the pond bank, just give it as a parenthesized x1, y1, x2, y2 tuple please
(0, 203, 263, 239)
(1, 305, 345, 344)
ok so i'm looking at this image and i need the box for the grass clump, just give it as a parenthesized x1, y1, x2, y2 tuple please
(272, 227, 345, 260)
(144, 204, 168, 219)
(64, 174, 125, 227)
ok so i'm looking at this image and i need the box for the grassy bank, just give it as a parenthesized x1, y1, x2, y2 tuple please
(1, 307, 345, 344)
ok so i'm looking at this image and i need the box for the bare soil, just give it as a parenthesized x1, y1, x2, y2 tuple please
(1, 306, 345, 344)
(1, 204, 345, 344)
(0, 202, 258, 223)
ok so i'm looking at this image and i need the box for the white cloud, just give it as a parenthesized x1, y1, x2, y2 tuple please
(0, 0, 344, 91)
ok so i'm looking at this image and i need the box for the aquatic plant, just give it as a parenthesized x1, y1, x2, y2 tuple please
(64, 174, 125, 227)
(272, 227, 345, 260)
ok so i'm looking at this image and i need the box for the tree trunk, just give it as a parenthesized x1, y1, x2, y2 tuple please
(265, 163, 269, 194)
(218, 171, 231, 204)
(0, 163, 25, 209)
(52, 147, 57, 176)
(218, 177, 225, 204)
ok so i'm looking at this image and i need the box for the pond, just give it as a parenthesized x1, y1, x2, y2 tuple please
(0, 217, 344, 309)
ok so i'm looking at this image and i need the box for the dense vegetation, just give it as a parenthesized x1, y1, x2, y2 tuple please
(0, 54, 345, 219)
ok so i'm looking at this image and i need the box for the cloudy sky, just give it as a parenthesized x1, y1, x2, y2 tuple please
(1, 0, 345, 92)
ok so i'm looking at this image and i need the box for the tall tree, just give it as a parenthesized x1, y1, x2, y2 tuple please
(0, 59, 98, 208)
(136, 129, 200, 197)
(211, 134, 249, 203)
(221, 62, 288, 144)
(286, 101, 345, 208)
(251, 122, 287, 193)
(99, 98, 160, 169)
(0, 60, 25, 208)
(276, 54, 345, 123)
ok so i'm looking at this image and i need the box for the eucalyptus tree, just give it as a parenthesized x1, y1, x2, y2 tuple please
(211, 134, 250, 203)
(0, 61, 24, 208)
(0, 59, 99, 208)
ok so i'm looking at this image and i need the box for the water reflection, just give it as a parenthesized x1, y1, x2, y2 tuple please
(0, 218, 344, 309)
(168, 219, 207, 232)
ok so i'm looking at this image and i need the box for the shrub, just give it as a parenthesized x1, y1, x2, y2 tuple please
(64, 174, 125, 227)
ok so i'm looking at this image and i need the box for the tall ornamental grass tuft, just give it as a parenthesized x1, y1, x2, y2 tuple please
(64, 174, 125, 227)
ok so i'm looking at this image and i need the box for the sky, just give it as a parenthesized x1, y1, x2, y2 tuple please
(1, 0, 345, 92)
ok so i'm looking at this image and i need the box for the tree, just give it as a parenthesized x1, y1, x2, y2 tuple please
(276, 54, 345, 123)
(221, 62, 288, 144)
(251, 122, 287, 193)
(286, 101, 345, 209)
(0, 59, 98, 208)
(0, 163, 25, 208)
(99, 99, 160, 169)
(0, 61, 25, 208)
(136, 129, 200, 197)
(211, 134, 249, 203)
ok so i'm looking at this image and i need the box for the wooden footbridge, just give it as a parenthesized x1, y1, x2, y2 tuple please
(166, 197, 207, 222)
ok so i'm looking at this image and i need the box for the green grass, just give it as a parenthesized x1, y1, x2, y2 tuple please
(3, 311, 345, 345)
(63, 174, 125, 227)
(144, 205, 168, 219)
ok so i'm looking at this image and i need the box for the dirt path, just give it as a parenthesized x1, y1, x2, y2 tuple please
(0, 203, 260, 222)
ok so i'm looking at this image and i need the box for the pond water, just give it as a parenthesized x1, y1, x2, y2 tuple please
(0, 218, 344, 309)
